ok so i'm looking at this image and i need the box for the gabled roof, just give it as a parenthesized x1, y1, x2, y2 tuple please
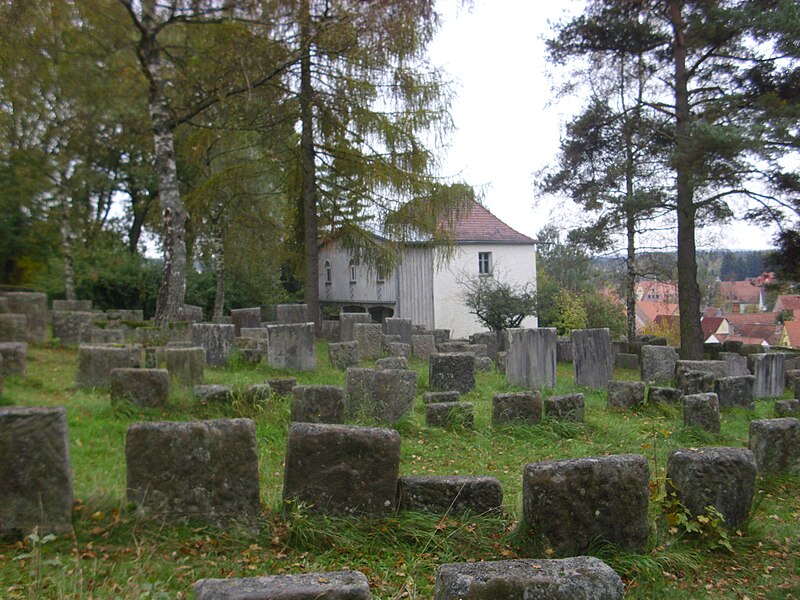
(719, 280, 764, 305)
(701, 316, 726, 338)
(636, 301, 678, 324)
(442, 200, 535, 244)
(774, 295, 800, 312)
(724, 312, 778, 332)
(782, 320, 800, 348)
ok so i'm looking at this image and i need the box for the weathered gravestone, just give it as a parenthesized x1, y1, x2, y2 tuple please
(522, 454, 649, 556)
(126, 419, 260, 526)
(52, 299, 93, 312)
(677, 370, 715, 395)
(719, 352, 750, 377)
(353, 323, 382, 360)
(748, 418, 800, 474)
(640, 345, 678, 382)
(544, 392, 585, 422)
(267, 377, 296, 397)
(425, 402, 474, 429)
(282, 422, 400, 515)
(397, 475, 503, 515)
(475, 356, 494, 371)
(683, 393, 720, 433)
(3, 292, 47, 342)
(52, 311, 96, 345)
(607, 381, 646, 409)
(276, 303, 309, 324)
(110, 368, 169, 408)
(193, 384, 234, 403)
(164, 346, 205, 388)
(753, 353, 785, 398)
(329, 341, 360, 370)
(191, 323, 235, 367)
(666, 447, 756, 529)
(572, 328, 613, 388)
(384, 318, 412, 345)
(387, 342, 411, 358)
(176, 304, 203, 323)
(291, 385, 345, 424)
(434, 557, 624, 600)
(429, 352, 475, 393)
(266, 323, 316, 371)
(345, 368, 417, 424)
(492, 391, 542, 425)
(376, 356, 408, 370)
(615, 353, 639, 370)
(76, 344, 139, 388)
(0, 342, 27, 377)
(470, 331, 501, 361)
(0, 406, 73, 538)
(411, 334, 436, 361)
(339, 312, 372, 343)
(194, 571, 371, 600)
(675, 359, 729, 380)
(239, 384, 272, 404)
(647, 387, 684, 405)
(714, 375, 755, 409)
(775, 399, 800, 417)
(230, 307, 261, 337)
(504, 328, 557, 389)
(0, 314, 27, 342)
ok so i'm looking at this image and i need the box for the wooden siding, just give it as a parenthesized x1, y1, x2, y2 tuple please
(318, 242, 397, 305)
(395, 247, 435, 329)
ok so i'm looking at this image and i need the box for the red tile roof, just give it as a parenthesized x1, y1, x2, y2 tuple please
(442, 200, 535, 244)
(637, 301, 678, 324)
(701, 316, 726, 338)
(775, 295, 800, 312)
(783, 320, 800, 348)
(719, 280, 763, 305)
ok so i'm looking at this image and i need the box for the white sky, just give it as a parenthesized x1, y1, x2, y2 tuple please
(428, 0, 778, 252)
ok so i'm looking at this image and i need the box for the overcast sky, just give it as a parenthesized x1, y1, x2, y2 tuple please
(428, 0, 778, 252)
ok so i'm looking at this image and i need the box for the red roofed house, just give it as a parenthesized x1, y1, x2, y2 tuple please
(636, 301, 678, 333)
(701, 316, 730, 343)
(719, 279, 767, 312)
(774, 295, 800, 316)
(317, 200, 537, 338)
(780, 320, 800, 348)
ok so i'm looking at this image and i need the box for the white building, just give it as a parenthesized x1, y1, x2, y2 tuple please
(318, 201, 538, 339)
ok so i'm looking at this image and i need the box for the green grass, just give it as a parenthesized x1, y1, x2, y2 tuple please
(1, 343, 799, 598)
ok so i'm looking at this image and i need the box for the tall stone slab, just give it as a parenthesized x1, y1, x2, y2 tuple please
(165, 346, 205, 388)
(353, 323, 382, 360)
(0, 314, 27, 342)
(714, 375, 755, 409)
(504, 328, 557, 389)
(0, 406, 73, 537)
(345, 367, 417, 424)
(640, 345, 678, 382)
(52, 311, 96, 345)
(191, 323, 235, 367)
(276, 303, 309, 324)
(3, 292, 47, 342)
(76, 344, 135, 388)
(572, 328, 613, 388)
(429, 353, 475, 394)
(339, 312, 372, 343)
(230, 307, 261, 337)
(753, 353, 785, 398)
(384, 318, 412, 345)
(266, 323, 316, 371)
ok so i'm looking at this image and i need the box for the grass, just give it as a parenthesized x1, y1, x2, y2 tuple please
(1, 343, 799, 598)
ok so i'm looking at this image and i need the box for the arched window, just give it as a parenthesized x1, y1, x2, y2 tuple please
(349, 259, 357, 283)
(324, 260, 332, 284)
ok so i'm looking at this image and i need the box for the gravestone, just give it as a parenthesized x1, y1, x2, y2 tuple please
(176, 304, 203, 322)
(353, 323, 382, 360)
(110, 368, 169, 408)
(748, 418, 800, 474)
(3, 292, 47, 342)
(191, 323, 235, 367)
(276, 303, 309, 324)
(504, 328, 557, 389)
(193, 384, 234, 403)
(714, 376, 755, 410)
(0, 314, 27, 342)
(0, 342, 27, 376)
(522, 454, 649, 556)
(677, 369, 715, 395)
(469, 331, 500, 360)
(387, 342, 411, 358)
(433, 329, 450, 344)
(52, 299, 93, 312)
(411, 334, 436, 361)
(544, 393, 585, 422)
(434, 557, 624, 600)
(607, 381, 646, 409)
(425, 402, 474, 429)
(429, 353, 475, 393)
(397, 476, 503, 515)
(126, 418, 260, 526)
(90, 328, 124, 344)
(194, 571, 371, 600)
(640, 345, 678, 382)
(329, 341, 360, 370)
(384, 318, 412, 344)
(675, 359, 729, 380)
(572, 328, 613, 388)
(437, 341, 470, 353)
(0, 406, 73, 538)
(76, 344, 134, 388)
(666, 447, 756, 529)
(291, 385, 345, 424)
(266, 323, 316, 371)
(475, 356, 494, 371)
(683, 393, 720, 433)
(775, 399, 800, 417)
(492, 391, 542, 425)
(339, 312, 372, 343)
(614, 353, 639, 370)
(282, 422, 400, 515)
(230, 307, 261, 337)
(52, 311, 96, 345)
(753, 353, 785, 398)
(719, 352, 750, 377)
(267, 377, 296, 396)
(376, 356, 408, 370)
(240, 327, 269, 341)
(165, 346, 205, 388)
(424, 391, 460, 404)
(345, 368, 417, 424)
(239, 384, 272, 404)
(647, 387, 684, 405)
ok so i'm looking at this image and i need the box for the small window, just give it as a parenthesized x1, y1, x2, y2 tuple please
(324, 261, 332, 284)
(478, 252, 492, 275)
(376, 265, 386, 283)
(349, 259, 357, 283)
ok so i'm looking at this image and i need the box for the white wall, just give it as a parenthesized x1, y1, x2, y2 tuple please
(433, 243, 538, 339)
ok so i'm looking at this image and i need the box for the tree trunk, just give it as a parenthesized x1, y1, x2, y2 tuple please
(213, 223, 225, 320)
(300, 0, 320, 334)
(60, 189, 76, 301)
(668, 0, 703, 359)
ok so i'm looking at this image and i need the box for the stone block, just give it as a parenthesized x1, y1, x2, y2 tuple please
(384, 318, 412, 344)
(647, 386, 683, 405)
(411, 334, 436, 361)
(544, 393, 585, 422)
(126, 419, 260, 525)
(176, 304, 203, 322)
(76, 344, 133, 388)
(52, 299, 93, 312)
(775, 399, 800, 417)
(614, 353, 639, 370)
(276, 303, 309, 324)
(683, 393, 720, 433)
(504, 328, 557, 389)
(398, 476, 502, 515)
(239, 384, 271, 404)
(437, 341, 470, 353)
(339, 312, 372, 342)
(110, 368, 169, 408)
(191, 323, 235, 367)
(375, 356, 408, 370)
(291, 385, 345, 424)
(424, 391, 460, 404)
(282, 422, 400, 515)
(429, 352, 475, 393)
(748, 418, 800, 474)
(433, 557, 624, 600)
(106, 309, 144, 323)
(194, 571, 371, 600)
(522, 454, 650, 556)
(164, 347, 205, 388)
(607, 380, 646, 409)
(675, 359, 729, 380)
(230, 307, 261, 337)
(354, 323, 382, 360)
(90, 328, 124, 344)
(0, 314, 27, 342)
(387, 341, 411, 358)
(52, 311, 97, 346)
(345, 368, 417, 424)
(666, 447, 756, 529)
(475, 356, 494, 371)
(193, 384, 234, 403)
(426, 402, 474, 429)
(0, 342, 27, 376)
(641, 345, 678, 382)
(433, 329, 450, 344)
(329, 341, 360, 370)
(677, 369, 715, 395)
(753, 353, 785, 398)
(466, 343, 488, 358)
(240, 327, 268, 341)
(0, 406, 73, 538)
(719, 352, 750, 376)
(469, 331, 500, 361)
(267, 377, 296, 396)
(572, 328, 613, 388)
(266, 323, 316, 371)
(714, 376, 755, 410)
(3, 292, 47, 342)
(786, 369, 800, 394)
(492, 391, 542, 425)
(321, 320, 340, 343)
